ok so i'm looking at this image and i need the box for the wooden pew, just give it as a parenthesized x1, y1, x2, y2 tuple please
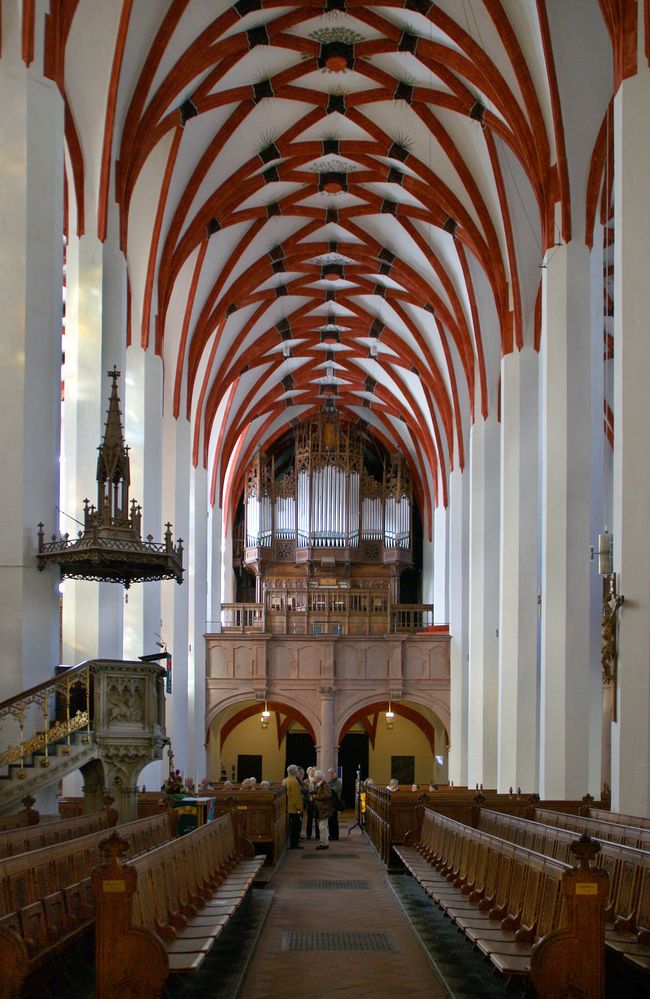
(0, 798, 118, 860)
(206, 787, 287, 865)
(475, 808, 650, 977)
(0, 796, 39, 832)
(394, 807, 608, 997)
(363, 785, 591, 866)
(93, 812, 266, 995)
(531, 807, 650, 851)
(0, 811, 175, 997)
(589, 807, 650, 832)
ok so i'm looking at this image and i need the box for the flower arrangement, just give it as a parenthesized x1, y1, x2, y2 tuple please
(161, 768, 189, 796)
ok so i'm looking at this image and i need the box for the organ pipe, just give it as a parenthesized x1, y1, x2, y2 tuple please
(243, 411, 411, 551)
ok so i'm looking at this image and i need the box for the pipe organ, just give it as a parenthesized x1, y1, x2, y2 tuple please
(243, 409, 413, 607)
(244, 411, 412, 555)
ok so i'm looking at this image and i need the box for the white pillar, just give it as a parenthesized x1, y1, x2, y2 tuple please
(540, 239, 592, 798)
(467, 416, 500, 788)
(123, 346, 163, 660)
(498, 347, 539, 792)
(62, 225, 126, 664)
(611, 63, 650, 816)
(589, 228, 606, 797)
(160, 414, 191, 777)
(0, 7, 63, 698)
(318, 686, 336, 772)
(433, 503, 449, 624)
(189, 462, 209, 782)
(207, 502, 223, 630)
(448, 466, 469, 785)
(421, 534, 434, 607)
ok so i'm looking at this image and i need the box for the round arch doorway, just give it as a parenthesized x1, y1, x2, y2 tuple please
(338, 732, 370, 808)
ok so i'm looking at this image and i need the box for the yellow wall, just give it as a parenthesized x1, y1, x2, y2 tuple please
(367, 704, 448, 786)
(208, 700, 448, 786)
(210, 708, 304, 784)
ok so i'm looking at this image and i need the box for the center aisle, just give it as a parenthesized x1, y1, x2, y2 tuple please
(238, 817, 450, 999)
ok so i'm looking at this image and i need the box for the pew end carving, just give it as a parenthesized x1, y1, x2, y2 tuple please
(530, 835, 609, 999)
(92, 832, 168, 999)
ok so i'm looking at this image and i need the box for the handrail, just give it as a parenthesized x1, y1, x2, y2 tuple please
(0, 663, 92, 771)
(0, 661, 89, 712)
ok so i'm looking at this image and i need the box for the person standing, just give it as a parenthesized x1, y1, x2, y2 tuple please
(283, 764, 304, 849)
(305, 766, 319, 841)
(327, 767, 342, 841)
(313, 770, 333, 849)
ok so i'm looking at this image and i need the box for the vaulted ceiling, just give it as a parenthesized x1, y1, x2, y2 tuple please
(50, 0, 617, 537)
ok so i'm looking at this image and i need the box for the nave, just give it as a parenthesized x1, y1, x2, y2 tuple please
(7, 797, 650, 999)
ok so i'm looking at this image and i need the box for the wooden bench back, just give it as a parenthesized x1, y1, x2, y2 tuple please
(364, 785, 590, 864)
(589, 807, 650, 831)
(533, 808, 650, 850)
(0, 804, 117, 860)
(92, 812, 253, 996)
(477, 808, 650, 928)
(0, 811, 172, 917)
(0, 811, 176, 997)
(0, 798, 39, 833)
(413, 807, 608, 998)
(205, 788, 287, 864)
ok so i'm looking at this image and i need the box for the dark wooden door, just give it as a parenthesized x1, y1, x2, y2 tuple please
(338, 732, 369, 809)
(237, 754, 262, 783)
(285, 732, 316, 775)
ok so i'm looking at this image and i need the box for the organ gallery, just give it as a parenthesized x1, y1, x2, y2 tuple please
(239, 408, 415, 623)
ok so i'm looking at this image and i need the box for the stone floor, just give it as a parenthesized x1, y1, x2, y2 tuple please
(237, 818, 450, 999)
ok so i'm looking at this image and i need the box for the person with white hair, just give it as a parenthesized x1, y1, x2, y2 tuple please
(283, 764, 304, 849)
(313, 770, 333, 849)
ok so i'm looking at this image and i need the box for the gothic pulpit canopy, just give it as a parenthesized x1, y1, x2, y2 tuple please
(37, 368, 183, 588)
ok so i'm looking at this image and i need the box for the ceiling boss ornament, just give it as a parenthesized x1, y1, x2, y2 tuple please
(37, 368, 183, 588)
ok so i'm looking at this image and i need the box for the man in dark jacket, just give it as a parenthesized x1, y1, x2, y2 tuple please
(313, 770, 333, 849)
(327, 767, 343, 841)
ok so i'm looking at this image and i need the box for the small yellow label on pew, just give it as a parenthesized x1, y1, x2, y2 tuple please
(575, 883, 598, 895)
(238, 805, 248, 810)
(103, 880, 126, 893)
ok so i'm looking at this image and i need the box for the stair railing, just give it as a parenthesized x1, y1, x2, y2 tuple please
(0, 664, 92, 776)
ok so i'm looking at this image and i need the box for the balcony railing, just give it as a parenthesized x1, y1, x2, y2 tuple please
(221, 594, 433, 635)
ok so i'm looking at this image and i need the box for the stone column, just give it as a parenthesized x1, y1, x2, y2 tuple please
(497, 346, 539, 792)
(540, 239, 592, 799)
(0, 5, 63, 700)
(318, 686, 337, 772)
(160, 413, 191, 777)
(467, 416, 500, 788)
(122, 346, 163, 661)
(611, 62, 650, 816)
(448, 466, 469, 785)
(61, 223, 127, 665)
(188, 462, 209, 783)
(207, 501, 223, 631)
(433, 504, 449, 624)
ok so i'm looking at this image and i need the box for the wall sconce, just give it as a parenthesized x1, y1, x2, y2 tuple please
(386, 700, 394, 730)
(261, 701, 271, 729)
